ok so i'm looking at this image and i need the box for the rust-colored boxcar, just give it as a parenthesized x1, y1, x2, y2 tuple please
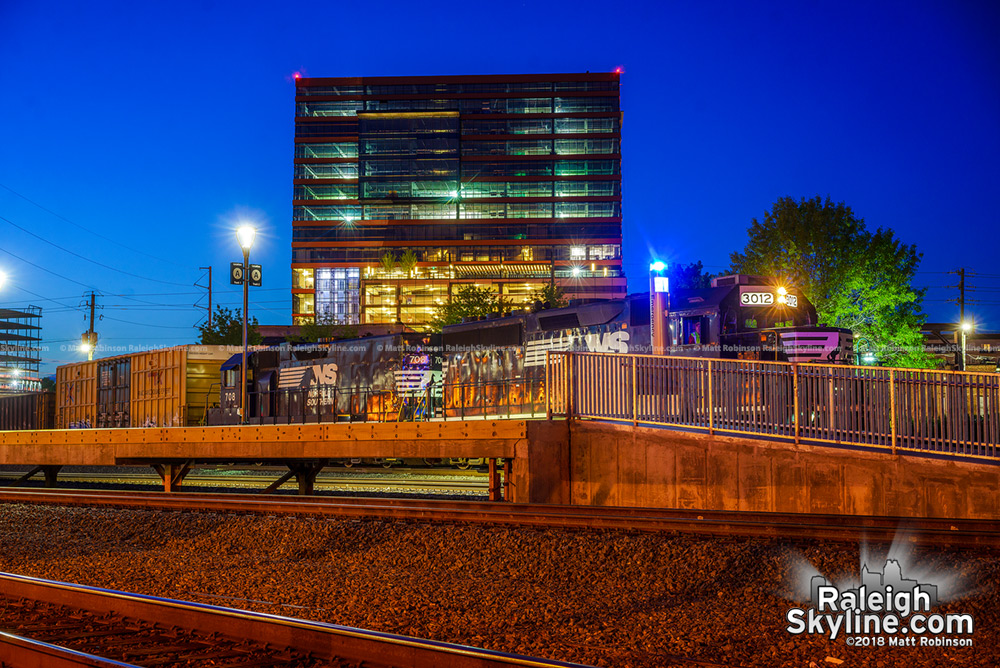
(57, 360, 99, 429)
(56, 345, 231, 429)
(0, 391, 55, 431)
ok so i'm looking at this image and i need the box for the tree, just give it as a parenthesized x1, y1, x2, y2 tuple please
(430, 285, 514, 331)
(379, 252, 397, 274)
(668, 261, 714, 290)
(533, 282, 568, 309)
(287, 313, 358, 344)
(730, 196, 934, 368)
(398, 249, 418, 277)
(197, 306, 263, 346)
(40, 377, 56, 392)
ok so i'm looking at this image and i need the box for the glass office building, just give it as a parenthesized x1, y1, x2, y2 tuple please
(291, 72, 625, 326)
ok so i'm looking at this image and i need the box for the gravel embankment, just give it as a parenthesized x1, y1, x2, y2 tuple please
(0, 504, 995, 668)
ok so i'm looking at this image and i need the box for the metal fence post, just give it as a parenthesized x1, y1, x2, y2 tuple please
(545, 350, 552, 419)
(889, 369, 897, 454)
(706, 359, 714, 435)
(793, 364, 800, 444)
(632, 356, 638, 426)
(567, 353, 574, 419)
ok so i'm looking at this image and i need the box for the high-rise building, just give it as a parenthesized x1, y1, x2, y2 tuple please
(0, 306, 41, 394)
(291, 72, 624, 327)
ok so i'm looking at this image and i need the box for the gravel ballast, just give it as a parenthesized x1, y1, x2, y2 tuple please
(0, 504, 995, 668)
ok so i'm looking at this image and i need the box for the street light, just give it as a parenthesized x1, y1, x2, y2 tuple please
(236, 225, 256, 424)
(960, 320, 973, 371)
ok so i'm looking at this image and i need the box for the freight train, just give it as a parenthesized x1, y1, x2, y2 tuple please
(0, 275, 852, 432)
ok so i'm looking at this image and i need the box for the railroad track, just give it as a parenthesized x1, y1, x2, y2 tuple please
(0, 572, 594, 668)
(1, 488, 997, 549)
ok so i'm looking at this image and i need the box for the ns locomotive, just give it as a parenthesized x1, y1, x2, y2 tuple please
(208, 274, 852, 425)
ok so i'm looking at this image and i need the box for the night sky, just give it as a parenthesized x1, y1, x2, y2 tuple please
(1, 0, 997, 374)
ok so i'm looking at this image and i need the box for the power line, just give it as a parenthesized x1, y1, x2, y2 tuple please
(0, 213, 192, 287)
(0, 246, 99, 290)
(0, 181, 187, 268)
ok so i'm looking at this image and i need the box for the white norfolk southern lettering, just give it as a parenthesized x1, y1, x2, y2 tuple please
(584, 331, 630, 354)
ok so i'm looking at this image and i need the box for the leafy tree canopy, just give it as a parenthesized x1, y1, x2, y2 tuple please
(197, 306, 262, 346)
(533, 283, 568, 309)
(668, 261, 714, 290)
(287, 314, 358, 344)
(729, 196, 933, 368)
(430, 285, 514, 331)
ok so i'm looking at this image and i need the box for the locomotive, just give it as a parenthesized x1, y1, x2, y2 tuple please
(204, 274, 851, 425)
(0, 275, 852, 432)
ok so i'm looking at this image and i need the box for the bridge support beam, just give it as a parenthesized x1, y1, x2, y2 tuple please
(152, 462, 192, 493)
(4, 466, 62, 488)
(289, 461, 327, 496)
(488, 459, 500, 501)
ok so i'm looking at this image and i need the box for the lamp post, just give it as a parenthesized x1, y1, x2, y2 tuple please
(649, 261, 669, 355)
(960, 320, 972, 371)
(236, 225, 256, 424)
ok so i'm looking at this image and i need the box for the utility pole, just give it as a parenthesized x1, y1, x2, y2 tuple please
(196, 266, 213, 327)
(82, 291, 98, 361)
(958, 267, 966, 326)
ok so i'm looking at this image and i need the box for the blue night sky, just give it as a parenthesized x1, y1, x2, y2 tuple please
(1, 0, 997, 374)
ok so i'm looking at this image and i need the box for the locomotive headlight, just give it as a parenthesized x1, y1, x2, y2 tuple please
(777, 286, 787, 296)
(777, 294, 787, 304)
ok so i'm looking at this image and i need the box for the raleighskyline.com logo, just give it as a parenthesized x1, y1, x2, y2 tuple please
(786, 558, 974, 647)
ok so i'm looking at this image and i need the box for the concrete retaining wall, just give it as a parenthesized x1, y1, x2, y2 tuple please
(563, 421, 1000, 519)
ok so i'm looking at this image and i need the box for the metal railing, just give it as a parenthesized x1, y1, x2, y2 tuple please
(231, 379, 549, 425)
(546, 351, 1000, 462)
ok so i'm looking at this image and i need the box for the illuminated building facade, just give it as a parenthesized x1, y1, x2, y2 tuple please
(291, 72, 625, 326)
(0, 306, 42, 394)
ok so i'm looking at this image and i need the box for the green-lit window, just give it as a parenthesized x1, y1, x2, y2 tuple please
(295, 143, 359, 158)
(506, 98, 553, 113)
(555, 118, 618, 134)
(554, 139, 619, 155)
(364, 205, 410, 220)
(460, 182, 506, 198)
(507, 139, 552, 155)
(507, 203, 553, 218)
(296, 101, 364, 117)
(294, 163, 359, 179)
(507, 182, 554, 197)
(553, 97, 617, 113)
(295, 184, 358, 200)
(411, 203, 456, 219)
(555, 181, 620, 197)
(294, 205, 362, 221)
(554, 160, 618, 176)
(460, 203, 506, 219)
(555, 202, 620, 218)
(508, 119, 552, 134)
(412, 181, 457, 198)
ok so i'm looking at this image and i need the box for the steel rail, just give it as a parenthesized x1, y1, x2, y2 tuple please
(1, 488, 997, 549)
(0, 572, 595, 668)
(0, 631, 140, 668)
